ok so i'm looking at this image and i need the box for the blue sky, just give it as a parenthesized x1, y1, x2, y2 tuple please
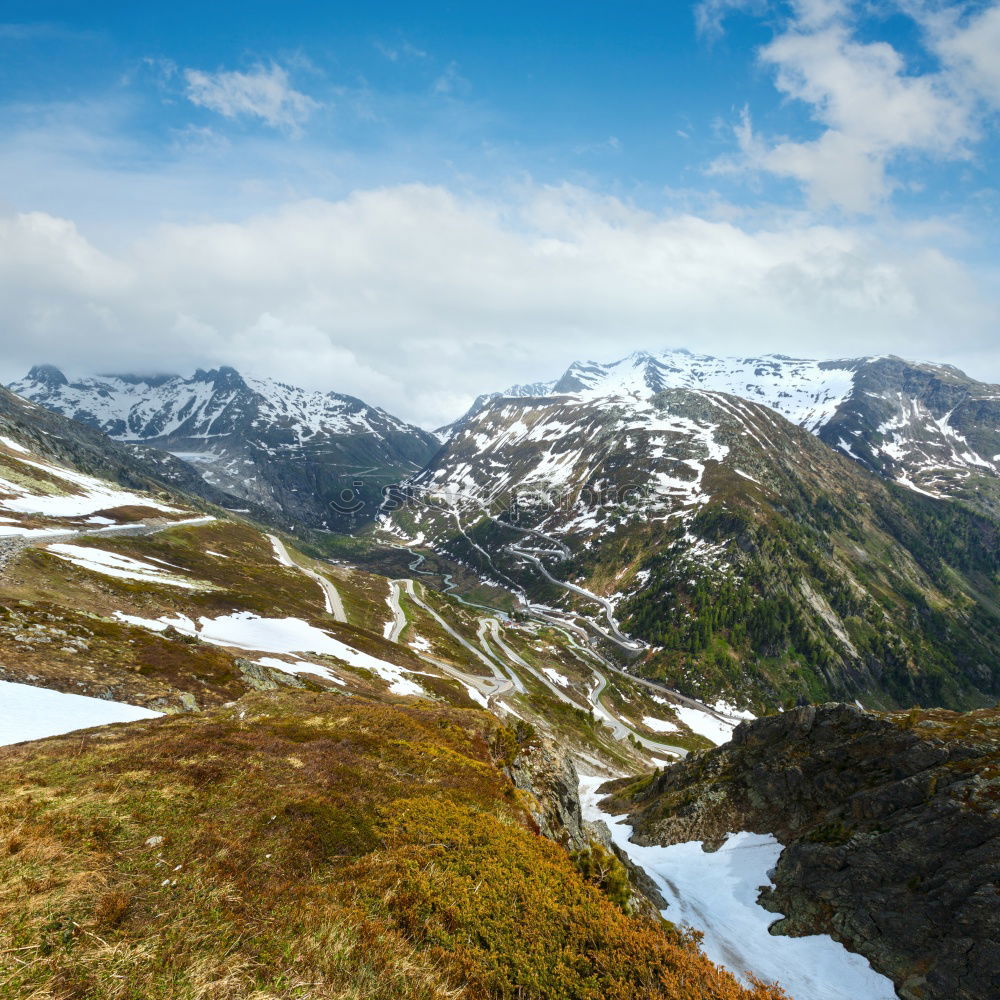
(1, 1, 998, 424)
(0, 3, 781, 217)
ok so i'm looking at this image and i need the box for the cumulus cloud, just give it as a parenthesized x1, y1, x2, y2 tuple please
(183, 63, 319, 131)
(709, 1, 1000, 212)
(1, 184, 997, 427)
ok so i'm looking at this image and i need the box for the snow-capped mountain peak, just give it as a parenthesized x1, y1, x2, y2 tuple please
(511, 349, 861, 433)
(8, 366, 439, 529)
(10, 366, 416, 445)
(483, 349, 1000, 514)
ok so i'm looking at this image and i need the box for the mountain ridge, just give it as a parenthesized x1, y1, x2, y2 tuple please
(9, 365, 441, 531)
(2, 349, 997, 999)
(383, 382, 1000, 713)
(464, 349, 1000, 514)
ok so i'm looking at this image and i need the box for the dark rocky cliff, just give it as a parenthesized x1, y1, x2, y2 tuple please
(603, 703, 1000, 1000)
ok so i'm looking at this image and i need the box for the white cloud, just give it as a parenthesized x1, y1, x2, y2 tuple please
(183, 63, 319, 131)
(0, 211, 126, 297)
(694, 0, 768, 39)
(432, 61, 470, 96)
(790, 0, 847, 30)
(930, 3, 1000, 103)
(1, 183, 997, 427)
(709, 1, 999, 212)
(374, 39, 429, 62)
(574, 136, 622, 155)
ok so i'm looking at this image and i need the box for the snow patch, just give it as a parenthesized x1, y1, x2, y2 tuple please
(465, 685, 489, 708)
(642, 715, 679, 733)
(713, 701, 756, 722)
(46, 543, 205, 590)
(0, 525, 77, 538)
(115, 611, 425, 697)
(0, 454, 179, 518)
(542, 667, 570, 688)
(674, 705, 738, 746)
(0, 680, 160, 746)
(255, 656, 346, 686)
(579, 776, 896, 1000)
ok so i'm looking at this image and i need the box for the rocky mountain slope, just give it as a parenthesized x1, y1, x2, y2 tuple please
(599, 703, 1000, 1000)
(9, 365, 440, 531)
(1, 363, 996, 998)
(0, 383, 268, 520)
(383, 384, 1000, 713)
(468, 350, 1000, 514)
(1, 383, 749, 762)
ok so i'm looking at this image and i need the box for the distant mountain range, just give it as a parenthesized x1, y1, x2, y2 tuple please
(3, 349, 997, 1000)
(9, 349, 1000, 712)
(9, 365, 440, 531)
(464, 350, 1000, 515)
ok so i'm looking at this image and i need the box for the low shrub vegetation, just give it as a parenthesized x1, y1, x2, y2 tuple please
(0, 691, 787, 999)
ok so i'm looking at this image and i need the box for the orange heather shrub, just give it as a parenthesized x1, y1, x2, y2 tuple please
(0, 691, 787, 1000)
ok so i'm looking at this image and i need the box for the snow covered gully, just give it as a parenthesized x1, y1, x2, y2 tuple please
(578, 775, 896, 1000)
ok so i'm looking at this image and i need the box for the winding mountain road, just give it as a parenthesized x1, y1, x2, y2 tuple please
(384, 579, 409, 642)
(383, 577, 516, 706)
(268, 534, 347, 622)
(508, 541, 642, 652)
(477, 618, 528, 693)
(388, 544, 690, 758)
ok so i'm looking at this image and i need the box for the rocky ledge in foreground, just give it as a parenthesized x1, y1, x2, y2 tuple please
(601, 702, 1000, 1000)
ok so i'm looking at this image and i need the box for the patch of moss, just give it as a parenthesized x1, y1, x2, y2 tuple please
(802, 821, 853, 845)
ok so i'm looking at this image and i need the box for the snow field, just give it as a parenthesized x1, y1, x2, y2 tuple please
(578, 775, 897, 1000)
(115, 610, 425, 697)
(255, 656, 346, 686)
(0, 452, 178, 518)
(641, 715, 679, 733)
(46, 543, 205, 589)
(0, 680, 161, 746)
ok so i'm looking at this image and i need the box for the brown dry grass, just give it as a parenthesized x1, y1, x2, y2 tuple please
(0, 691, 788, 1000)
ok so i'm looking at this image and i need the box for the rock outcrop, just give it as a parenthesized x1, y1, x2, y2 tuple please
(506, 738, 588, 849)
(506, 742, 666, 917)
(603, 703, 1000, 1000)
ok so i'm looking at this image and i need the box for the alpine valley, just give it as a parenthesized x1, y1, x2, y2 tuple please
(385, 350, 1000, 713)
(2, 348, 998, 1000)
